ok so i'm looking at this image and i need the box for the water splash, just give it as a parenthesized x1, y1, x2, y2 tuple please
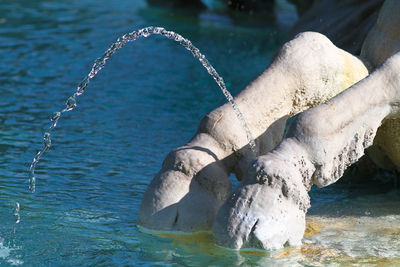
(29, 26, 257, 193)
(5, 202, 21, 255)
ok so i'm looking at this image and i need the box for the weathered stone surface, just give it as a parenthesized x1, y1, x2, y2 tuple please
(361, 0, 400, 171)
(139, 0, 400, 251)
(137, 31, 368, 232)
(213, 0, 400, 250)
(213, 140, 311, 249)
(214, 50, 400, 249)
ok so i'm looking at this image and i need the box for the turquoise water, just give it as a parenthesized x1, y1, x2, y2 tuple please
(0, 0, 399, 266)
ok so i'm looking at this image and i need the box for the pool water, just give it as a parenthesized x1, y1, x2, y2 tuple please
(0, 0, 399, 265)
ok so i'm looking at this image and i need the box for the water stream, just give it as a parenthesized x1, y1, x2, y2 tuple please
(28, 26, 257, 194)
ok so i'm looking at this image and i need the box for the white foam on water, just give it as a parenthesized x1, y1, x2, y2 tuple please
(0, 239, 23, 266)
(0, 244, 10, 259)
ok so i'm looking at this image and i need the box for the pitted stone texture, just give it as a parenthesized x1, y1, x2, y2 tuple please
(214, 1, 400, 250)
(361, 0, 400, 171)
(138, 31, 368, 232)
(213, 181, 307, 250)
(213, 150, 310, 250)
(214, 51, 400, 250)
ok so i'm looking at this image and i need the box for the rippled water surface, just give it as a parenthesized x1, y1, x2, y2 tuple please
(0, 0, 399, 266)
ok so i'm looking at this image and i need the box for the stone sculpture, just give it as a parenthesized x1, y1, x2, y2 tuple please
(138, 0, 400, 250)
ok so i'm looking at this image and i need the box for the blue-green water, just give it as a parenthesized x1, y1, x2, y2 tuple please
(0, 0, 399, 266)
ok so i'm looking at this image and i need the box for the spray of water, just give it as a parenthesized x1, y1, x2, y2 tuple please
(28, 26, 257, 193)
(13, 202, 20, 224)
(6, 202, 20, 248)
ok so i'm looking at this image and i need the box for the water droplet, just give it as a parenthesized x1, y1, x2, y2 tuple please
(174, 35, 183, 42)
(78, 78, 88, 88)
(153, 27, 162, 34)
(43, 132, 51, 147)
(29, 171, 36, 193)
(14, 202, 20, 224)
(66, 97, 77, 111)
(142, 29, 150, 38)
(95, 58, 105, 67)
(51, 112, 60, 121)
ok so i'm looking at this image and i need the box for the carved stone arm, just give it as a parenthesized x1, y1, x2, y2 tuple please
(213, 51, 400, 249)
(137, 32, 368, 232)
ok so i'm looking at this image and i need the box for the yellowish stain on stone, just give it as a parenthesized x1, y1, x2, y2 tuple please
(300, 243, 337, 259)
(304, 216, 358, 237)
(373, 118, 400, 170)
(376, 226, 400, 235)
(274, 244, 400, 266)
(330, 216, 358, 229)
(336, 256, 400, 266)
(273, 243, 337, 261)
(273, 247, 297, 259)
(149, 218, 400, 265)
(240, 250, 270, 257)
(339, 50, 369, 92)
(304, 218, 324, 237)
